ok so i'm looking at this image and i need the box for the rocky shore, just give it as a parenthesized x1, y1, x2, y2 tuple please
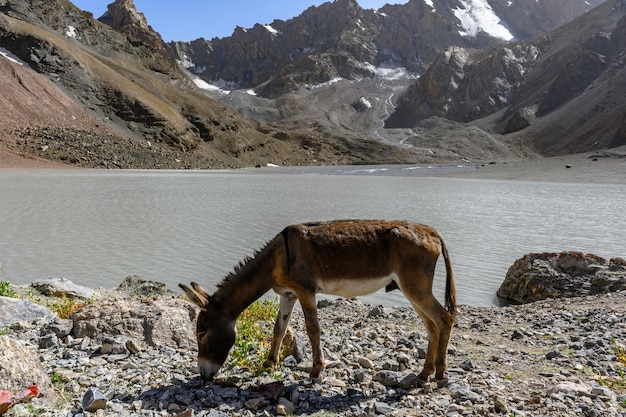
(1, 276, 625, 417)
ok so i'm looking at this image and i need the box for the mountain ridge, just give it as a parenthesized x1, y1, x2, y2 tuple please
(1, 0, 624, 168)
(1, 0, 419, 168)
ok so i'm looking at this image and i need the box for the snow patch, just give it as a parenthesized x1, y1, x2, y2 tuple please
(424, 0, 435, 11)
(66, 26, 78, 38)
(453, 0, 514, 41)
(0, 47, 30, 67)
(263, 25, 279, 35)
(183, 69, 231, 95)
(192, 77, 225, 93)
(177, 55, 195, 69)
(357, 96, 372, 109)
(308, 77, 344, 89)
(363, 62, 418, 80)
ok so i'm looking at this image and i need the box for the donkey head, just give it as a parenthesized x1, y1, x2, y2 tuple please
(179, 282, 236, 381)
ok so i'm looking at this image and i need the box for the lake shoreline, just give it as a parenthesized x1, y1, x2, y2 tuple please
(2, 147, 625, 184)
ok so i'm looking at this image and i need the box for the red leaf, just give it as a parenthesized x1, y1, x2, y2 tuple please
(13, 386, 38, 402)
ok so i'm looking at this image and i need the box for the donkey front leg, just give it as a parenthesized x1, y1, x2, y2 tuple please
(263, 295, 297, 368)
(298, 292, 325, 378)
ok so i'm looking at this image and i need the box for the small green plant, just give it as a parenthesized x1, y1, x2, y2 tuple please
(0, 281, 17, 298)
(50, 372, 62, 385)
(46, 295, 91, 319)
(595, 338, 626, 394)
(612, 338, 626, 390)
(229, 298, 281, 373)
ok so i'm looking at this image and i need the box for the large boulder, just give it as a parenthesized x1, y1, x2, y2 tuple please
(0, 296, 56, 328)
(71, 293, 198, 350)
(0, 337, 58, 403)
(497, 252, 626, 304)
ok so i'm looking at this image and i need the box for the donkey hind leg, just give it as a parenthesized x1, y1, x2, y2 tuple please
(298, 291, 325, 379)
(264, 295, 297, 368)
(412, 309, 439, 380)
(410, 296, 454, 382)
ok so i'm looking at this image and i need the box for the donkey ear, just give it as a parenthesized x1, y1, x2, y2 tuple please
(179, 283, 209, 308)
(190, 281, 211, 301)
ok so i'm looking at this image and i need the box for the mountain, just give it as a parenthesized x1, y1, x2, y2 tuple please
(1, 0, 622, 168)
(168, 0, 603, 99)
(167, 0, 617, 162)
(386, 0, 626, 155)
(0, 0, 414, 168)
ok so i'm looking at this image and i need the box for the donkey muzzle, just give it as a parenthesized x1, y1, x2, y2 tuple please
(198, 357, 221, 381)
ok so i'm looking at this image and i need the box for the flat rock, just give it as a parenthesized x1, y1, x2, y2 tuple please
(31, 277, 97, 299)
(0, 296, 55, 328)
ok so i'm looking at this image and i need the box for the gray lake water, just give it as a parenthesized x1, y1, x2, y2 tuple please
(1, 167, 624, 307)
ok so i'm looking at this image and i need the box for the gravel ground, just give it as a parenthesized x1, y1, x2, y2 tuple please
(3, 289, 626, 417)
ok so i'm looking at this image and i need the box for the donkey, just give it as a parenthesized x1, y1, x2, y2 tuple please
(180, 220, 457, 384)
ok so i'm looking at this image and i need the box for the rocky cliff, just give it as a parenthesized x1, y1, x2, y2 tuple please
(387, 0, 626, 156)
(97, 0, 165, 51)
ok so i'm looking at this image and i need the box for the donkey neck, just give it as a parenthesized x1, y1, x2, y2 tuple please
(212, 236, 283, 318)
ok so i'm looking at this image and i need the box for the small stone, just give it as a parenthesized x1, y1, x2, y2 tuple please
(245, 397, 266, 411)
(317, 299, 333, 308)
(493, 395, 510, 414)
(382, 359, 400, 371)
(374, 401, 394, 414)
(39, 333, 59, 349)
(82, 387, 107, 412)
(460, 359, 475, 371)
(510, 330, 524, 340)
(284, 355, 298, 367)
(328, 377, 346, 388)
(276, 397, 295, 415)
(367, 306, 385, 317)
(126, 338, 142, 354)
(358, 357, 374, 368)
(591, 385, 616, 402)
(373, 370, 419, 389)
(546, 349, 561, 360)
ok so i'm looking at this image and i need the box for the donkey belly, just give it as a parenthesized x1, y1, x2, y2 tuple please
(317, 276, 394, 299)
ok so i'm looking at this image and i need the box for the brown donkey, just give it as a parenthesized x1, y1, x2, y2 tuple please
(180, 220, 457, 383)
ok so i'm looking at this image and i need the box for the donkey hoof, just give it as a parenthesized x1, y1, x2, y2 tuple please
(436, 377, 449, 388)
(417, 371, 431, 381)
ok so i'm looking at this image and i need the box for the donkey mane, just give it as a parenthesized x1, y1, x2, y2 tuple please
(213, 235, 281, 295)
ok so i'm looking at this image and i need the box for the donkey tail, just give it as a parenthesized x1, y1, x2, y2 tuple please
(440, 237, 457, 317)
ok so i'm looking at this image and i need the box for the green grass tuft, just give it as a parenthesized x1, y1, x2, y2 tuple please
(0, 281, 18, 298)
(230, 298, 280, 373)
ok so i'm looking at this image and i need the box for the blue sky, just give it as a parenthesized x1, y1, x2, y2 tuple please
(71, 1, 405, 42)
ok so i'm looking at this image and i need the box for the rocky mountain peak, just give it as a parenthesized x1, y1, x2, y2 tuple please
(98, 0, 164, 51)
